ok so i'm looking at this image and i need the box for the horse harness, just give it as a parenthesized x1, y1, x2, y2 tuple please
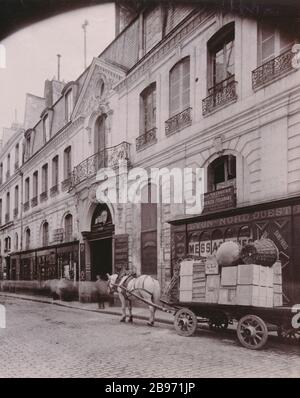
(118, 274, 154, 300)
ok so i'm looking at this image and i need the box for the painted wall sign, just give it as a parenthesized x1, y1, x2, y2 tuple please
(203, 186, 236, 213)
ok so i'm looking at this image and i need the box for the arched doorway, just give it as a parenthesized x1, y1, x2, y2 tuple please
(88, 204, 114, 281)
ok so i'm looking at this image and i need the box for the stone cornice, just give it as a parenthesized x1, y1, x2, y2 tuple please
(114, 9, 213, 93)
(21, 116, 85, 174)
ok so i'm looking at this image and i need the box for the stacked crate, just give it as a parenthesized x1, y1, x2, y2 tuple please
(235, 264, 273, 307)
(179, 259, 206, 303)
(218, 266, 238, 305)
(272, 261, 283, 307)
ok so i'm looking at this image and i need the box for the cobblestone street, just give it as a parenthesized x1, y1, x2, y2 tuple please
(0, 297, 299, 378)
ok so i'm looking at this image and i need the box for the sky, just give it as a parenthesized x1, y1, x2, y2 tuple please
(0, 2, 115, 137)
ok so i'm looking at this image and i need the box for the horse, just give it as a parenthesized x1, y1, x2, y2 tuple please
(107, 272, 161, 326)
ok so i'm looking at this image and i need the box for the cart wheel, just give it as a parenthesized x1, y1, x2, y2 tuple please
(209, 317, 229, 331)
(237, 315, 268, 350)
(174, 308, 197, 337)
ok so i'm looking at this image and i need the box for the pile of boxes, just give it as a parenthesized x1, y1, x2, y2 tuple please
(179, 257, 283, 307)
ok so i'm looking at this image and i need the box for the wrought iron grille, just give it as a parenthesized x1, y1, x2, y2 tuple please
(61, 178, 71, 192)
(50, 185, 59, 196)
(14, 162, 19, 171)
(23, 201, 30, 212)
(13, 208, 18, 218)
(72, 142, 130, 187)
(136, 128, 157, 152)
(165, 107, 192, 136)
(202, 76, 238, 115)
(40, 191, 48, 202)
(31, 196, 38, 207)
(5, 213, 9, 224)
(252, 48, 295, 90)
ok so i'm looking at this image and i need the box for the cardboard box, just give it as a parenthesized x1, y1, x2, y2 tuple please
(260, 266, 273, 287)
(237, 264, 260, 285)
(180, 260, 194, 276)
(221, 266, 237, 286)
(180, 276, 193, 291)
(273, 284, 283, 294)
(205, 256, 219, 275)
(205, 275, 220, 303)
(179, 290, 192, 302)
(218, 287, 236, 305)
(273, 293, 283, 307)
(236, 285, 260, 306)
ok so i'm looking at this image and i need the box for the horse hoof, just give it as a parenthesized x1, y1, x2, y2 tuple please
(147, 321, 154, 327)
(120, 317, 126, 323)
(128, 317, 133, 323)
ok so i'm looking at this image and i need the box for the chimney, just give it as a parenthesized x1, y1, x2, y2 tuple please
(44, 79, 65, 108)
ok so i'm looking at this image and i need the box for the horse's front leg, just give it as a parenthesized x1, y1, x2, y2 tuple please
(128, 299, 133, 323)
(147, 306, 156, 327)
(119, 293, 127, 322)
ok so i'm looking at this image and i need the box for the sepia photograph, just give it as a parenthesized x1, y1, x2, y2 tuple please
(0, 0, 300, 382)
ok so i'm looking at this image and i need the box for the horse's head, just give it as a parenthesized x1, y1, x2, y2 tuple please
(106, 273, 119, 293)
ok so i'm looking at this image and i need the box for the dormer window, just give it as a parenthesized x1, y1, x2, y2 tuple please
(65, 90, 73, 122)
(43, 115, 50, 143)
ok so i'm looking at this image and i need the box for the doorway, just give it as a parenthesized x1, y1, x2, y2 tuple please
(90, 238, 112, 281)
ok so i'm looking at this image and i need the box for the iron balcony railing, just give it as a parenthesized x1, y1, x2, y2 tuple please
(50, 184, 59, 197)
(61, 178, 71, 192)
(14, 161, 19, 171)
(13, 208, 18, 218)
(165, 107, 192, 136)
(23, 201, 30, 212)
(5, 213, 9, 224)
(31, 196, 38, 207)
(136, 128, 157, 152)
(252, 48, 295, 90)
(72, 141, 130, 187)
(40, 191, 48, 202)
(202, 75, 238, 115)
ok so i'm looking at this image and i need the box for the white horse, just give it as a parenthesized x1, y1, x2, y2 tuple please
(107, 273, 161, 326)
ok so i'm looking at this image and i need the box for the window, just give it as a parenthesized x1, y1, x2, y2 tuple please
(7, 153, 10, 178)
(42, 222, 49, 247)
(140, 83, 156, 134)
(43, 115, 50, 143)
(63, 147, 72, 180)
(33, 171, 38, 198)
(258, 21, 295, 65)
(99, 79, 105, 99)
(208, 23, 235, 88)
(52, 155, 59, 186)
(25, 177, 30, 203)
(15, 232, 18, 251)
(6, 191, 10, 221)
(25, 228, 30, 250)
(0, 163, 3, 184)
(15, 144, 19, 169)
(141, 181, 157, 275)
(65, 90, 73, 122)
(208, 155, 236, 192)
(42, 164, 48, 193)
(14, 185, 19, 214)
(26, 135, 31, 158)
(169, 57, 190, 117)
(0, 199, 2, 224)
(4, 236, 11, 252)
(64, 214, 73, 242)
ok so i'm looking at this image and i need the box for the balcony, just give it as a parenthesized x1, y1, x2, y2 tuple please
(13, 208, 18, 219)
(6, 170, 10, 180)
(165, 107, 192, 136)
(23, 201, 30, 212)
(72, 142, 131, 187)
(5, 213, 9, 224)
(50, 184, 59, 197)
(14, 161, 19, 171)
(61, 178, 71, 192)
(40, 191, 48, 202)
(136, 128, 157, 152)
(202, 76, 238, 115)
(252, 48, 295, 90)
(31, 196, 38, 207)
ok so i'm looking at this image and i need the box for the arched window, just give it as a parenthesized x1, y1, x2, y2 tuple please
(207, 155, 236, 192)
(25, 228, 30, 250)
(169, 57, 190, 117)
(99, 79, 105, 99)
(65, 90, 73, 122)
(42, 222, 49, 247)
(94, 115, 106, 168)
(64, 214, 73, 242)
(140, 83, 156, 134)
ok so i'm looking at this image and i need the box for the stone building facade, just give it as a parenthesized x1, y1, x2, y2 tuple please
(1, 2, 300, 303)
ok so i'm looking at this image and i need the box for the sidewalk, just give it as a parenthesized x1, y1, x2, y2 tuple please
(0, 291, 174, 325)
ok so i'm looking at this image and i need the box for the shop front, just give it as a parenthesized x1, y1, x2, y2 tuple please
(170, 196, 300, 304)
